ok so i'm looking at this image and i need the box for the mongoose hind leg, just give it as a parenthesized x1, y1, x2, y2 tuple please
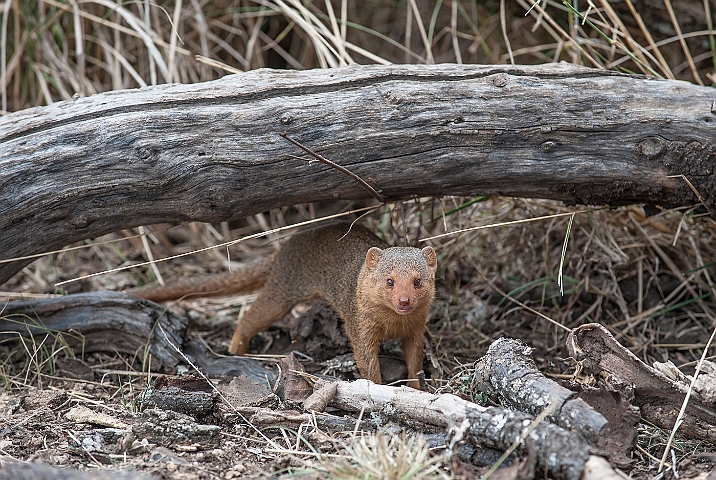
(402, 335, 425, 389)
(229, 293, 294, 355)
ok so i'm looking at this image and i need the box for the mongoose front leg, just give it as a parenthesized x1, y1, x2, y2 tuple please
(229, 293, 293, 355)
(402, 334, 425, 389)
(352, 333, 382, 384)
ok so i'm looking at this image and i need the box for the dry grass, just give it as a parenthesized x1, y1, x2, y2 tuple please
(317, 431, 449, 480)
(2, 0, 716, 477)
(6, 199, 716, 379)
(2, 0, 715, 114)
(4, 197, 716, 475)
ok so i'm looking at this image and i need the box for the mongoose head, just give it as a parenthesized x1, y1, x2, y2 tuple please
(363, 246, 437, 315)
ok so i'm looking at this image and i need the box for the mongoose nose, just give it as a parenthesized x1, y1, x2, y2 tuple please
(399, 297, 410, 306)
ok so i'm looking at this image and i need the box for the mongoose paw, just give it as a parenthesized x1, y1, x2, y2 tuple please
(229, 331, 250, 355)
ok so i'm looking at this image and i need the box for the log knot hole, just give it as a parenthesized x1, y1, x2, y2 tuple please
(71, 213, 90, 229)
(380, 90, 403, 106)
(638, 137, 666, 159)
(136, 147, 160, 165)
(490, 73, 508, 87)
(541, 140, 557, 151)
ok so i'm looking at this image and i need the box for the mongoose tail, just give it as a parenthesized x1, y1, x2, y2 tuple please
(131, 257, 272, 302)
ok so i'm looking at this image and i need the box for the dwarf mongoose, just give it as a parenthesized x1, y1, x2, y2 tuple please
(135, 223, 437, 388)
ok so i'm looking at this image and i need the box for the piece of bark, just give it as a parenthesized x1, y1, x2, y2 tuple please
(280, 352, 312, 402)
(65, 405, 132, 430)
(217, 375, 274, 410)
(0, 461, 150, 480)
(303, 380, 338, 412)
(2, 63, 714, 285)
(653, 359, 716, 403)
(22, 389, 68, 411)
(69, 428, 136, 455)
(330, 379, 612, 480)
(130, 408, 220, 447)
(573, 387, 640, 470)
(182, 337, 276, 385)
(568, 323, 716, 442)
(0, 291, 187, 368)
(140, 375, 217, 415)
(473, 337, 608, 444)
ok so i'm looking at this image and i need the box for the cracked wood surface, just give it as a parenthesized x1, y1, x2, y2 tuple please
(2, 63, 715, 284)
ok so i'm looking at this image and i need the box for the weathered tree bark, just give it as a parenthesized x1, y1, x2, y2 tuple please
(329, 379, 610, 480)
(2, 63, 714, 284)
(0, 291, 187, 368)
(568, 323, 716, 443)
(140, 375, 217, 415)
(473, 337, 608, 444)
(0, 291, 277, 380)
(473, 337, 639, 468)
(130, 408, 220, 447)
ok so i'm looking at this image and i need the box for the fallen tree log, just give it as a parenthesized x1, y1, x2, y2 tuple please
(473, 337, 608, 444)
(0, 291, 187, 368)
(568, 323, 716, 443)
(328, 378, 612, 480)
(0, 291, 276, 379)
(2, 63, 715, 284)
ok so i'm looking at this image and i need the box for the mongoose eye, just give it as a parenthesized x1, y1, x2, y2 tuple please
(414, 278, 422, 288)
(386, 278, 394, 288)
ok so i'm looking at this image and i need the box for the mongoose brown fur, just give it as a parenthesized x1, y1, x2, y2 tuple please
(134, 223, 437, 388)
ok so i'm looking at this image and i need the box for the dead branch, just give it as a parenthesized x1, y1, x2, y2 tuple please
(474, 337, 640, 468)
(329, 379, 611, 480)
(0, 291, 187, 368)
(568, 323, 716, 443)
(473, 337, 608, 444)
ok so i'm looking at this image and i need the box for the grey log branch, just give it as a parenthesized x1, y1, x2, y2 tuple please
(2, 63, 715, 284)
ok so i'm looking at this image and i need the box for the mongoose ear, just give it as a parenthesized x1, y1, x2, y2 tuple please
(421, 246, 437, 270)
(365, 247, 383, 270)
